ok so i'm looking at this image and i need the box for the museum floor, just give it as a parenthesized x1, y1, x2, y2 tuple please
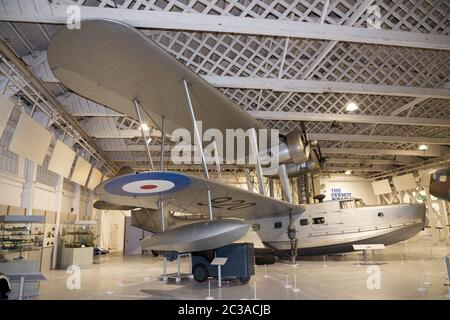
(36, 239, 450, 300)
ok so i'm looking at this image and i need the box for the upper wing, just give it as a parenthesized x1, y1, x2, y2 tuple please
(47, 19, 264, 136)
(94, 171, 304, 220)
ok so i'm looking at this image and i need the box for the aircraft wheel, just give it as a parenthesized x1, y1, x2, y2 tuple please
(255, 255, 276, 265)
(193, 263, 209, 283)
(239, 276, 251, 284)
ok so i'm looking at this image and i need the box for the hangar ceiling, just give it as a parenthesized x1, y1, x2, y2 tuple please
(0, 0, 449, 177)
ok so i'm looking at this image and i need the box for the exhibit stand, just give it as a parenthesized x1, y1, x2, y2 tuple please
(0, 215, 45, 299)
(58, 221, 96, 269)
(161, 253, 193, 282)
(211, 257, 228, 288)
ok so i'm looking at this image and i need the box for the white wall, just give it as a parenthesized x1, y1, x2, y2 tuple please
(320, 175, 378, 205)
(0, 168, 129, 251)
(0, 173, 22, 207)
(101, 210, 126, 252)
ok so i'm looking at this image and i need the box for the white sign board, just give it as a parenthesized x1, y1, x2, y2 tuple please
(371, 179, 392, 195)
(9, 114, 52, 165)
(71, 157, 92, 186)
(87, 168, 103, 190)
(211, 257, 228, 266)
(48, 140, 76, 178)
(353, 244, 385, 250)
(392, 173, 416, 192)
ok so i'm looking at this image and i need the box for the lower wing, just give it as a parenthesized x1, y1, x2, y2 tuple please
(94, 171, 304, 220)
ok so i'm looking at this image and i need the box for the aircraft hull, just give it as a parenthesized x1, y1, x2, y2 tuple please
(247, 202, 426, 257)
(268, 222, 424, 256)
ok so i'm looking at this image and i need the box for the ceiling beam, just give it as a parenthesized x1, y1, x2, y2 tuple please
(326, 158, 408, 166)
(104, 145, 171, 152)
(109, 155, 388, 172)
(27, 54, 450, 99)
(206, 76, 450, 99)
(92, 129, 450, 145)
(324, 167, 385, 172)
(322, 148, 441, 157)
(101, 145, 442, 157)
(250, 111, 450, 127)
(308, 133, 450, 145)
(1, 4, 449, 50)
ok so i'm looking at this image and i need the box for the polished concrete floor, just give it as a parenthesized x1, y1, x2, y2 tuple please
(36, 239, 450, 300)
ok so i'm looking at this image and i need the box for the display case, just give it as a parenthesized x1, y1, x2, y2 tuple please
(0, 215, 45, 299)
(0, 215, 44, 257)
(59, 221, 97, 269)
(61, 220, 97, 248)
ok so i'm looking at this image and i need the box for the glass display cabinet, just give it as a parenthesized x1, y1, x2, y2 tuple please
(61, 221, 97, 248)
(0, 215, 44, 258)
(0, 215, 45, 299)
(59, 221, 97, 269)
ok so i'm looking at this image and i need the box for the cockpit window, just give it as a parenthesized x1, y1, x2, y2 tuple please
(299, 219, 309, 226)
(339, 200, 355, 209)
(339, 199, 365, 209)
(312, 217, 325, 224)
(355, 199, 365, 207)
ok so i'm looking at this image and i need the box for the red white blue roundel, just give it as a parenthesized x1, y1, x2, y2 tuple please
(104, 172, 191, 197)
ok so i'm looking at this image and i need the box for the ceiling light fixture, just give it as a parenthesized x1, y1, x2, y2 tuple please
(418, 144, 428, 151)
(344, 170, 352, 175)
(139, 123, 149, 131)
(345, 101, 359, 112)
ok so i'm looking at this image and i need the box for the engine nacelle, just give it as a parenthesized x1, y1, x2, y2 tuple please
(264, 150, 321, 178)
(278, 129, 311, 164)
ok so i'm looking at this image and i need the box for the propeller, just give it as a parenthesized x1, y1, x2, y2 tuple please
(299, 122, 329, 177)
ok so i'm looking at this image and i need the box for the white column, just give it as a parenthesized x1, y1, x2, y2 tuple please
(425, 194, 439, 242)
(52, 175, 64, 269)
(21, 160, 37, 215)
(86, 189, 94, 219)
(97, 209, 104, 249)
(438, 200, 449, 242)
(72, 184, 81, 220)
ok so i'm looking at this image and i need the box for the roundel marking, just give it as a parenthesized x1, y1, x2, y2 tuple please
(104, 172, 191, 197)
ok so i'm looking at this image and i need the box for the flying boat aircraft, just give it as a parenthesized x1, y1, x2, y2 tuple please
(47, 19, 426, 264)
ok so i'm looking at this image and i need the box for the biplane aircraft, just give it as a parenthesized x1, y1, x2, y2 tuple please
(47, 19, 426, 263)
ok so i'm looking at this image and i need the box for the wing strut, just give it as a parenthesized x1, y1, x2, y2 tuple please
(249, 128, 266, 196)
(159, 115, 168, 280)
(134, 99, 155, 171)
(279, 164, 293, 203)
(182, 79, 213, 221)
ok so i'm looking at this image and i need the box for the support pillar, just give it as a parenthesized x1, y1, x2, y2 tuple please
(426, 193, 439, 242)
(52, 175, 63, 269)
(21, 160, 37, 216)
(86, 189, 94, 218)
(72, 184, 81, 220)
